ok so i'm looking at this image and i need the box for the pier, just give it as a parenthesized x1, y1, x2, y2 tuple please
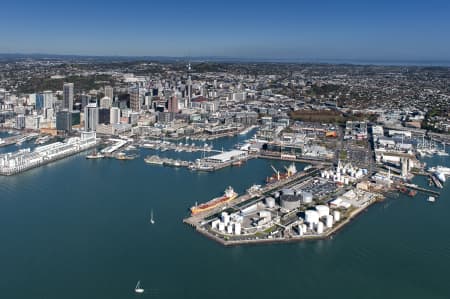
(404, 183, 440, 196)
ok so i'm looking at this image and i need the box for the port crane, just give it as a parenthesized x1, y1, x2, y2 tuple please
(270, 165, 280, 180)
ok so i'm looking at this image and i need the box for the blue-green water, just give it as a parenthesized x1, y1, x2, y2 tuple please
(0, 132, 450, 299)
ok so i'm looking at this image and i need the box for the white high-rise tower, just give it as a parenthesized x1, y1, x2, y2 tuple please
(187, 62, 192, 108)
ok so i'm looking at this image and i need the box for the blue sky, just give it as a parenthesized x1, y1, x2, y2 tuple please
(0, 0, 449, 61)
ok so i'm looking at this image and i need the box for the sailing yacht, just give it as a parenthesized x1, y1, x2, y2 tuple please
(135, 280, 144, 294)
(150, 209, 155, 224)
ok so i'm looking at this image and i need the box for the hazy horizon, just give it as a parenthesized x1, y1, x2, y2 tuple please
(1, 0, 450, 62)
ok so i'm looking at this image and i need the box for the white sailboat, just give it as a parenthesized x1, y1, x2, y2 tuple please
(150, 209, 155, 224)
(135, 280, 144, 294)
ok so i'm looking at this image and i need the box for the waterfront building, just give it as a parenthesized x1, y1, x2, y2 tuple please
(0, 132, 97, 176)
(84, 103, 98, 132)
(63, 83, 74, 111)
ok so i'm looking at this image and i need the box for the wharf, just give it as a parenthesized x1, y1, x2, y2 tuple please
(257, 153, 333, 165)
(0, 134, 32, 147)
(183, 167, 322, 227)
(404, 183, 440, 196)
(186, 192, 378, 247)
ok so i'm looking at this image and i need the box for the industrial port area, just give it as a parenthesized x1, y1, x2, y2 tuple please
(183, 163, 383, 246)
(1, 58, 450, 247)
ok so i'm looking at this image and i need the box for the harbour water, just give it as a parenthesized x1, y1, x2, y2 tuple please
(0, 131, 449, 298)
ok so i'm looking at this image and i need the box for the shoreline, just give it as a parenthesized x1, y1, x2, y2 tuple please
(186, 198, 377, 247)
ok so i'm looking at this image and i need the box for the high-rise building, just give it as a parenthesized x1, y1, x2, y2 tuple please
(99, 97, 112, 109)
(187, 63, 192, 107)
(56, 110, 73, 132)
(35, 93, 44, 111)
(168, 96, 178, 113)
(84, 103, 98, 132)
(110, 107, 120, 125)
(104, 86, 113, 101)
(15, 114, 25, 129)
(43, 91, 53, 109)
(98, 108, 110, 124)
(71, 110, 81, 126)
(80, 94, 91, 110)
(63, 83, 74, 111)
(130, 87, 141, 112)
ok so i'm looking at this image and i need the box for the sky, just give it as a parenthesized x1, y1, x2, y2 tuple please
(0, 0, 449, 62)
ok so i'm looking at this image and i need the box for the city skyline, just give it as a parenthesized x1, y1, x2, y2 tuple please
(1, 0, 450, 61)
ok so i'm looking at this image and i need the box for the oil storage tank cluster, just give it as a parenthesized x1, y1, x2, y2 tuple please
(265, 197, 275, 208)
(300, 191, 313, 204)
(280, 188, 301, 210)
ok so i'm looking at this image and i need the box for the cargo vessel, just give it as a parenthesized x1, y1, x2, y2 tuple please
(266, 163, 297, 184)
(190, 186, 238, 215)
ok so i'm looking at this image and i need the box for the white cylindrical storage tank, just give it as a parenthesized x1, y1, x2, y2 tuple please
(298, 225, 304, 236)
(221, 212, 228, 222)
(302, 224, 308, 233)
(326, 215, 334, 228)
(227, 224, 233, 234)
(211, 219, 220, 229)
(218, 222, 225, 232)
(302, 191, 313, 204)
(265, 197, 275, 208)
(316, 205, 330, 217)
(333, 210, 341, 222)
(317, 221, 324, 234)
(259, 211, 271, 218)
(344, 177, 349, 185)
(305, 210, 320, 224)
(223, 215, 230, 225)
(234, 223, 241, 235)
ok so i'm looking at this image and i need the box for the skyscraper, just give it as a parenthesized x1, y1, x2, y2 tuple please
(130, 87, 141, 112)
(104, 86, 113, 101)
(35, 93, 44, 111)
(43, 91, 54, 109)
(110, 107, 120, 125)
(63, 83, 74, 111)
(168, 96, 178, 113)
(56, 110, 72, 132)
(84, 103, 98, 132)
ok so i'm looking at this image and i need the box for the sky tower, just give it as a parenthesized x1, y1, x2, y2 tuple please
(187, 62, 192, 108)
